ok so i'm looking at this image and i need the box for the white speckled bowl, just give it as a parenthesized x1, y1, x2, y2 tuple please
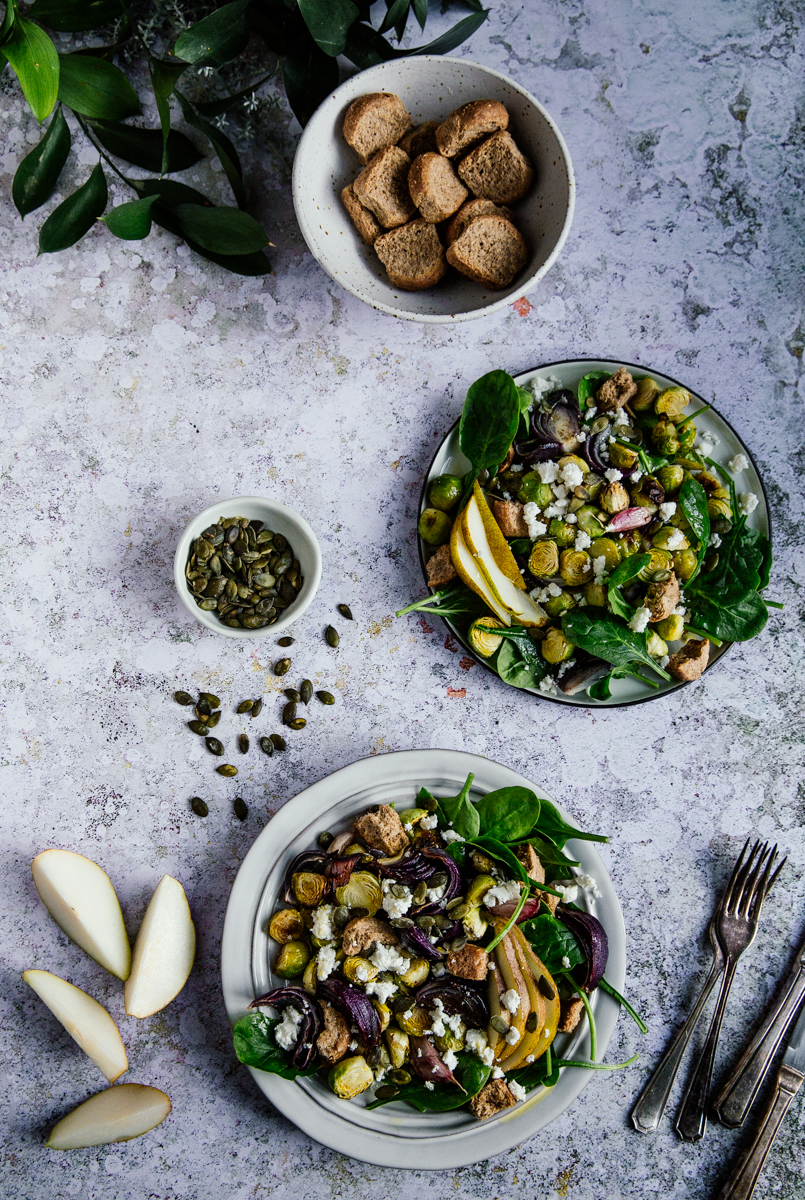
(292, 56, 575, 323)
(174, 496, 322, 638)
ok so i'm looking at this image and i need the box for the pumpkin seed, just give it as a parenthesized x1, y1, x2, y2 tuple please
(449, 902, 470, 919)
(324, 625, 340, 648)
(196, 699, 212, 719)
(282, 702, 298, 725)
(198, 692, 221, 708)
(333, 905, 350, 927)
(449, 935, 467, 951)
(205, 737, 224, 756)
(390, 916, 415, 928)
(413, 881, 428, 906)
(237, 700, 254, 714)
(174, 691, 193, 706)
(316, 690, 335, 705)
(269, 733, 286, 751)
(259, 736, 274, 756)
(525, 1011, 538, 1032)
(274, 658, 291, 676)
(416, 914, 435, 931)
(390, 1069, 411, 1086)
(374, 1085, 398, 1101)
(317, 831, 333, 849)
(277, 636, 294, 647)
(284, 688, 301, 703)
(390, 883, 409, 899)
(337, 603, 353, 620)
(188, 720, 209, 735)
(238, 734, 249, 754)
(446, 896, 466, 912)
(491, 1015, 510, 1036)
(190, 797, 208, 818)
(300, 680, 313, 705)
(250, 698, 263, 718)
(216, 764, 238, 777)
(197, 598, 218, 611)
(430, 872, 449, 890)
(233, 796, 248, 821)
(206, 709, 221, 729)
(537, 975, 556, 1000)
(288, 718, 306, 730)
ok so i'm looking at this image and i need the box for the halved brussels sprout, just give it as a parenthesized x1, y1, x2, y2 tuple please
(584, 581, 607, 607)
(653, 527, 690, 551)
(328, 1055, 374, 1099)
(631, 377, 660, 411)
(428, 474, 462, 512)
(673, 548, 698, 581)
(638, 548, 673, 581)
(585, 474, 605, 503)
(269, 908, 306, 944)
(589, 536, 622, 570)
(335, 871, 382, 916)
(274, 940, 311, 978)
(396, 1005, 430, 1036)
(676, 423, 697, 451)
(462, 905, 488, 939)
(344, 956, 378, 984)
(609, 442, 638, 469)
(656, 464, 685, 494)
(435, 1020, 466, 1054)
(618, 530, 644, 558)
(398, 806, 429, 827)
(651, 417, 680, 457)
(292, 872, 328, 908)
(466, 874, 497, 906)
(576, 505, 606, 538)
(468, 616, 506, 658)
(399, 958, 430, 988)
(559, 549, 592, 586)
(656, 613, 685, 641)
(543, 591, 576, 619)
(600, 481, 630, 514)
(384, 1027, 410, 1068)
(655, 386, 691, 419)
(517, 473, 553, 507)
(557, 454, 588, 475)
(373, 1001, 392, 1032)
(548, 519, 576, 548)
(529, 539, 560, 577)
(647, 630, 668, 658)
(707, 497, 732, 520)
(302, 956, 318, 995)
(541, 627, 575, 664)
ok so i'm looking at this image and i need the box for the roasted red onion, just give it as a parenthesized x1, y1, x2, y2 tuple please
(559, 907, 609, 991)
(248, 986, 322, 1069)
(409, 1036, 461, 1088)
(318, 979, 381, 1050)
(399, 924, 445, 963)
(558, 656, 611, 695)
(486, 896, 542, 922)
(378, 851, 434, 884)
(415, 978, 490, 1028)
(282, 852, 330, 903)
(583, 428, 611, 473)
(605, 507, 653, 533)
(330, 854, 363, 889)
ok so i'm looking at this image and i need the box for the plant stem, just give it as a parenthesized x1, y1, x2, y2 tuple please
(485, 884, 530, 953)
(764, 599, 785, 609)
(73, 113, 131, 186)
(574, 984, 597, 1062)
(599, 978, 648, 1034)
(678, 403, 711, 428)
(683, 624, 723, 646)
(554, 1052, 639, 1071)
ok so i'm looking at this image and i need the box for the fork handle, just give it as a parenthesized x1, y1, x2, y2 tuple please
(713, 964, 805, 1128)
(676, 957, 738, 1142)
(715, 1064, 804, 1200)
(631, 955, 724, 1134)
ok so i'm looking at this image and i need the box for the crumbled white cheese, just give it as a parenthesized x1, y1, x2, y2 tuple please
(428, 998, 447, 1038)
(592, 556, 608, 584)
(536, 461, 559, 484)
(659, 501, 677, 522)
(554, 882, 579, 903)
(466, 1029, 494, 1065)
(708, 532, 722, 548)
(728, 453, 749, 473)
(485, 880, 521, 906)
(509, 1080, 527, 1102)
(424, 1081, 434, 1091)
(444, 1011, 464, 1035)
(443, 1049, 458, 1070)
(631, 467, 643, 484)
(316, 944, 337, 981)
(274, 1006, 303, 1050)
(403, 822, 413, 832)
(442, 829, 464, 845)
(500, 988, 521, 1014)
(501, 491, 512, 502)
(425, 884, 446, 903)
(560, 462, 585, 488)
(585, 405, 598, 420)
(487, 961, 497, 973)
(370, 944, 410, 974)
(311, 904, 335, 942)
(566, 513, 578, 524)
(349, 1038, 358, 1051)
(604, 468, 622, 482)
(491, 1066, 505, 1079)
(381, 879, 413, 920)
(354, 962, 372, 982)
(664, 528, 687, 550)
(557, 658, 576, 680)
(629, 606, 651, 634)
(432, 962, 446, 977)
(528, 374, 562, 404)
(576, 871, 603, 899)
(505, 1027, 520, 1046)
(672, 604, 687, 618)
(523, 501, 548, 539)
(739, 492, 759, 516)
(527, 592, 550, 619)
(547, 582, 563, 597)
(539, 675, 559, 696)
(659, 654, 670, 668)
(365, 978, 398, 1004)
(562, 955, 571, 969)
(574, 530, 592, 552)
(526, 1054, 535, 1063)
(420, 812, 438, 830)
(553, 483, 569, 501)
(544, 504, 564, 520)
(698, 438, 715, 459)
(510, 463, 523, 473)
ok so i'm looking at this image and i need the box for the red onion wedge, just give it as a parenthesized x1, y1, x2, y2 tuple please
(558, 907, 609, 991)
(409, 1036, 462, 1088)
(317, 979, 381, 1050)
(248, 987, 322, 1069)
(605, 507, 653, 533)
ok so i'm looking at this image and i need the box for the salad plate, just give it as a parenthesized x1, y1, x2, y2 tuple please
(220, 749, 626, 1169)
(411, 358, 772, 707)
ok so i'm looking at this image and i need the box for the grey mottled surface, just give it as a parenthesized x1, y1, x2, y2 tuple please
(1, 0, 804, 1197)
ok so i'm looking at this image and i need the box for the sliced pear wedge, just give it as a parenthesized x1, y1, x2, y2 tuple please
(450, 515, 512, 626)
(124, 875, 195, 1019)
(461, 493, 547, 628)
(513, 928, 561, 1060)
(502, 940, 546, 1071)
(493, 934, 531, 1062)
(46, 1084, 171, 1149)
(31, 850, 131, 981)
(472, 480, 526, 589)
(23, 970, 128, 1083)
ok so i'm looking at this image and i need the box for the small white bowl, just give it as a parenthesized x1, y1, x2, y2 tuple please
(292, 55, 575, 324)
(174, 497, 322, 639)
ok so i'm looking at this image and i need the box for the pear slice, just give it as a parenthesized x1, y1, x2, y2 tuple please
(46, 1084, 171, 1149)
(493, 934, 531, 1062)
(513, 928, 561, 1059)
(31, 850, 131, 981)
(461, 495, 547, 628)
(502, 940, 546, 1071)
(23, 970, 128, 1083)
(472, 480, 526, 589)
(124, 875, 195, 1019)
(450, 515, 513, 626)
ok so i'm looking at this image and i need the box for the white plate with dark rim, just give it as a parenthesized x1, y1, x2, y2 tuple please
(417, 358, 771, 708)
(221, 749, 625, 1170)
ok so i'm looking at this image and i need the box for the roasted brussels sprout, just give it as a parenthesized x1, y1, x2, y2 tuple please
(418, 508, 452, 546)
(600, 481, 630, 514)
(435, 1020, 467, 1054)
(302, 956, 318, 995)
(653, 527, 690, 551)
(468, 615, 506, 658)
(517, 473, 554, 507)
(708, 497, 732, 520)
(576, 505, 606, 538)
(398, 806, 429, 827)
(548, 519, 577, 548)
(585, 473, 605, 502)
(589, 536, 622, 570)
(544, 590, 576, 619)
(269, 908, 306, 944)
(529, 539, 560, 577)
(292, 872, 328, 908)
(335, 871, 382, 916)
(655, 613, 685, 641)
(584, 581, 608, 607)
(655, 386, 691, 419)
(559, 549, 592, 586)
(470, 849, 496, 874)
(676, 423, 697, 452)
(651, 417, 680, 457)
(631, 376, 660, 411)
(329, 1055, 374, 1099)
(462, 905, 488, 939)
(638, 548, 674, 581)
(384, 1027, 410, 1068)
(466, 874, 497, 906)
(647, 630, 668, 658)
(609, 442, 638, 469)
(541, 626, 575, 664)
(558, 453, 588, 476)
(396, 1005, 430, 1037)
(428, 474, 462, 512)
(343, 956, 378, 984)
(373, 1001, 392, 1032)
(274, 939, 311, 978)
(617, 529, 644, 558)
(673, 548, 698, 581)
(399, 958, 430, 988)
(656, 464, 685, 494)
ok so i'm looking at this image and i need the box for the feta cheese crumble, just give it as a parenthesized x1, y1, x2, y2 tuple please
(739, 492, 759, 516)
(311, 904, 335, 942)
(500, 988, 521, 1014)
(728, 453, 749, 473)
(554, 882, 579, 903)
(443, 1049, 458, 1071)
(465, 1029, 494, 1066)
(316, 944, 337, 981)
(562, 955, 571, 969)
(539, 675, 559, 696)
(528, 374, 562, 405)
(505, 1027, 520, 1046)
(442, 829, 464, 845)
(491, 1066, 505, 1080)
(604, 467, 623, 482)
(560, 462, 585, 488)
(485, 879, 521, 906)
(574, 530, 592, 551)
(274, 1006, 303, 1050)
(420, 812, 438, 830)
(629, 606, 651, 634)
(508, 1080, 527, 1102)
(708, 532, 722, 548)
(536, 461, 559, 484)
(523, 501, 547, 539)
(659, 501, 677, 522)
(576, 871, 603, 899)
(424, 1081, 434, 1091)
(664, 528, 687, 551)
(381, 879, 413, 920)
(370, 944, 410, 975)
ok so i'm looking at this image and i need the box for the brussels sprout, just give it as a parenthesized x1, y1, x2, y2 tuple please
(399, 958, 430, 988)
(329, 1055, 374, 1099)
(292, 872, 328, 908)
(708, 497, 732, 520)
(559, 549, 592, 586)
(335, 871, 383, 916)
(435, 1020, 467, 1054)
(651, 417, 680, 457)
(584, 581, 608, 607)
(396, 1005, 430, 1036)
(558, 453, 589, 475)
(631, 377, 660, 411)
(418, 508, 452, 546)
(398, 806, 429, 827)
(274, 940, 311, 978)
(656, 464, 685, 494)
(673, 548, 698, 581)
(373, 1001, 392, 1032)
(609, 442, 638, 469)
(269, 908, 306, 944)
(466, 874, 497, 906)
(470, 849, 496, 873)
(630, 473, 664, 510)
(676, 423, 697, 451)
(462, 905, 488, 939)
(696, 470, 724, 496)
(548, 519, 576, 548)
(544, 591, 576, 619)
(655, 386, 691, 419)
(384, 1027, 410, 1068)
(468, 615, 506, 658)
(646, 630, 668, 658)
(529, 539, 560, 577)
(589, 536, 622, 570)
(652, 527, 690, 551)
(576, 505, 606, 538)
(585, 474, 605, 503)
(518, 473, 554, 507)
(617, 530, 644, 558)
(655, 613, 685, 641)
(541, 626, 575, 664)
(428, 474, 463, 512)
(600, 481, 630, 514)
(344, 956, 379, 984)
(302, 956, 318, 995)
(638, 548, 674, 581)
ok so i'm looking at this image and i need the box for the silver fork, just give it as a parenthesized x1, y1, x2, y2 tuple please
(675, 840, 785, 1143)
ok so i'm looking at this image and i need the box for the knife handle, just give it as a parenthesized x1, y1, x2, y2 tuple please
(713, 964, 805, 1128)
(715, 1064, 804, 1200)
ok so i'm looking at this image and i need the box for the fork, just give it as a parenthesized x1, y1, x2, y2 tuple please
(675, 840, 785, 1143)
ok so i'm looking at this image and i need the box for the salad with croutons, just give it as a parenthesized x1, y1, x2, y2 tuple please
(233, 775, 643, 1119)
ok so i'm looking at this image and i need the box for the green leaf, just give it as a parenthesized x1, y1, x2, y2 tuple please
(28, 0, 123, 32)
(494, 636, 549, 690)
(577, 370, 609, 409)
(173, 0, 249, 67)
(192, 70, 276, 118)
(508, 1052, 560, 1094)
(88, 118, 201, 173)
(233, 1012, 319, 1080)
(561, 610, 671, 681)
(1, 0, 17, 42)
(379, 0, 409, 39)
(459, 369, 520, 472)
(435, 772, 479, 841)
(411, 0, 427, 29)
(101, 194, 159, 240)
(57, 53, 139, 119)
(1, 18, 59, 122)
(343, 20, 395, 69)
(516, 384, 532, 437)
(283, 43, 339, 127)
(678, 477, 710, 583)
(403, 9, 489, 55)
(395, 581, 486, 619)
(148, 57, 187, 174)
(685, 588, 768, 643)
(12, 102, 70, 217)
(175, 91, 245, 207)
(475, 787, 541, 843)
(606, 554, 650, 621)
(526, 834, 580, 873)
(533, 797, 607, 849)
(174, 203, 268, 254)
(367, 1052, 490, 1111)
(520, 911, 585, 975)
(298, 0, 358, 56)
(38, 160, 107, 252)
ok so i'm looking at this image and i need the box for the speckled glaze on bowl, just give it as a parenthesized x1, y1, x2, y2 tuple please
(174, 496, 322, 639)
(292, 56, 575, 323)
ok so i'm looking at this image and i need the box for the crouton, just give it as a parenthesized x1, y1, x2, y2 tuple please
(445, 197, 513, 246)
(446, 215, 527, 289)
(446, 944, 489, 981)
(436, 99, 509, 158)
(646, 572, 680, 623)
(426, 543, 457, 587)
(353, 146, 416, 229)
(341, 183, 382, 246)
(595, 366, 637, 413)
(316, 1000, 350, 1064)
(399, 120, 439, 158)
(343, 92, 411, 164)
(457, 131, 534, 205)
(498, 443, 515, 472)
(354, 803, 408, 854)
(408, 152, 469, 223)
(515, 844, 545, 885)
(558, 997, 585, 1033)
(493, 498, 529, 538)
(541, 884, 561, 916)
(342, 915, 399, 957)
(374, 219, 447, 291)
(667, 638, 710, 682)
(470, 1078, 517, 1120)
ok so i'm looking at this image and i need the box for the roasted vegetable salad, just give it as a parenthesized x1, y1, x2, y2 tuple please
(233, 776, 642, 1119)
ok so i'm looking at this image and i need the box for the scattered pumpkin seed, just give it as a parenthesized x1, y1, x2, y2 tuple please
(233, 796, 248, 821)
(236, 699, 253, 714)
(288, 717, 307, 730)
(196, 699, 212, 720)
(216, 764, 238, 777)
(446, 895, 466, 911)
(390, 1069, 411, 1086)
(324, 626, 340, 648)
(206, 709, 221, 729)
(300, 680, 313, 705)
(188, 719, 209, 735)
(449, 934, 467, 951)
(274, 658, 291, 676)
(337, 604, 353, 620)
(270, 733, 287, 751)
(282, 701, 298, 725)
(174, 691, 193, 706)
(283, 688, 301, 703)
(259, 736, 274, 756)
(537, 975, 557, 1000)
(316, 690, 335, 705)
(205, 737, 224, 756)
(318, 831, 333, 849)
(277, 636, 294, 646)
(525, 1012, 538, 1032)
(413, 881, 428, 906)
(375, 1085, 398, 1101)
(190, 797, 208, 818)
(491, 1015, 510, 1036)
(250, 698, 263, 718)
(199, 692, 221, 708)
(238, 734, 249, 754)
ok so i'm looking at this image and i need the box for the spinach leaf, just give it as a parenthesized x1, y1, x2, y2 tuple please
(232, 1012, 318, 1080)
(396, 581, 487, 619)
(637, 447, 669, 475)
(508, 1051, 560, 1092)
(678, 478, 710, 582)
(495, 636, 550, 690)
(516, 384, 532, 438)
(606, 554, 650, 621)
(459, 370, 520, 473)
(577, 370, 610, 409)
(475, 786, 541, 843)
(367, 1052, 490, 1111)
(562, 610, 670, 681)
(509, 537, 532, 556)
(685, 587, 768, 642)
(588, 663, 659, 700)
(469, 836, 529, 884)
(525, 834, 580, 873)
(684, 500, 772, 641)
(533, 797, 608, 848)
(520, 911, 585, 975)
(436, 772, 479, 841)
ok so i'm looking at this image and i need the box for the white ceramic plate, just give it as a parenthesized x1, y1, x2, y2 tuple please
(418, 359, 771, 707)
(292, 56, 574, 323)
(221, 749, 625, 1169)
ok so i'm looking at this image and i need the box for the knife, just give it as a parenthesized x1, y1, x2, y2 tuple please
(715, 999, 805, 1200)
(713, 936, 805, 1127)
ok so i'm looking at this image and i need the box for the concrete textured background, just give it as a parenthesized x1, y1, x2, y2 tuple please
(1, 0, 804, 1196)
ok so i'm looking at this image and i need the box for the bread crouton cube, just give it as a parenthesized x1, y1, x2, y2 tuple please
(493, 498, 529, 538)
(408, 152, 469, 223)
(341, 184, 382, 246)
(436, 100, 509, 158)
(595, 366, 637, 413)
(426, 543, 457, 587)
(445, 214, 527, 289)
(446, 943, 489, 981)
(374, 219, 446, 291)
(645, 572, 680, 623)
(558, 997, 585, 1033)
(342, 916, 399, 957)
(515, 843, 545, 885)
(353, 804, 408, 855)
(343, 92, 411, 164)
(457, 131, 533, 206)
(469, 1078, 517, 1120)
(399, 121, 439, 159)
(353, 146, 416, 229)
(446, 197, 513, 246)
(316, 1000, 351, 1065)
(667, 638, 710, 681)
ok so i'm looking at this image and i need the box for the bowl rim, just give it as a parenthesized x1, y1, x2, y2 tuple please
(292, 54, 576, 325)
(416, 357, 772, 707)
(173, 495, 323, 638)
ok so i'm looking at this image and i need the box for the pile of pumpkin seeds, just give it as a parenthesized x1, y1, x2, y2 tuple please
(185, 516, 303, 630)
